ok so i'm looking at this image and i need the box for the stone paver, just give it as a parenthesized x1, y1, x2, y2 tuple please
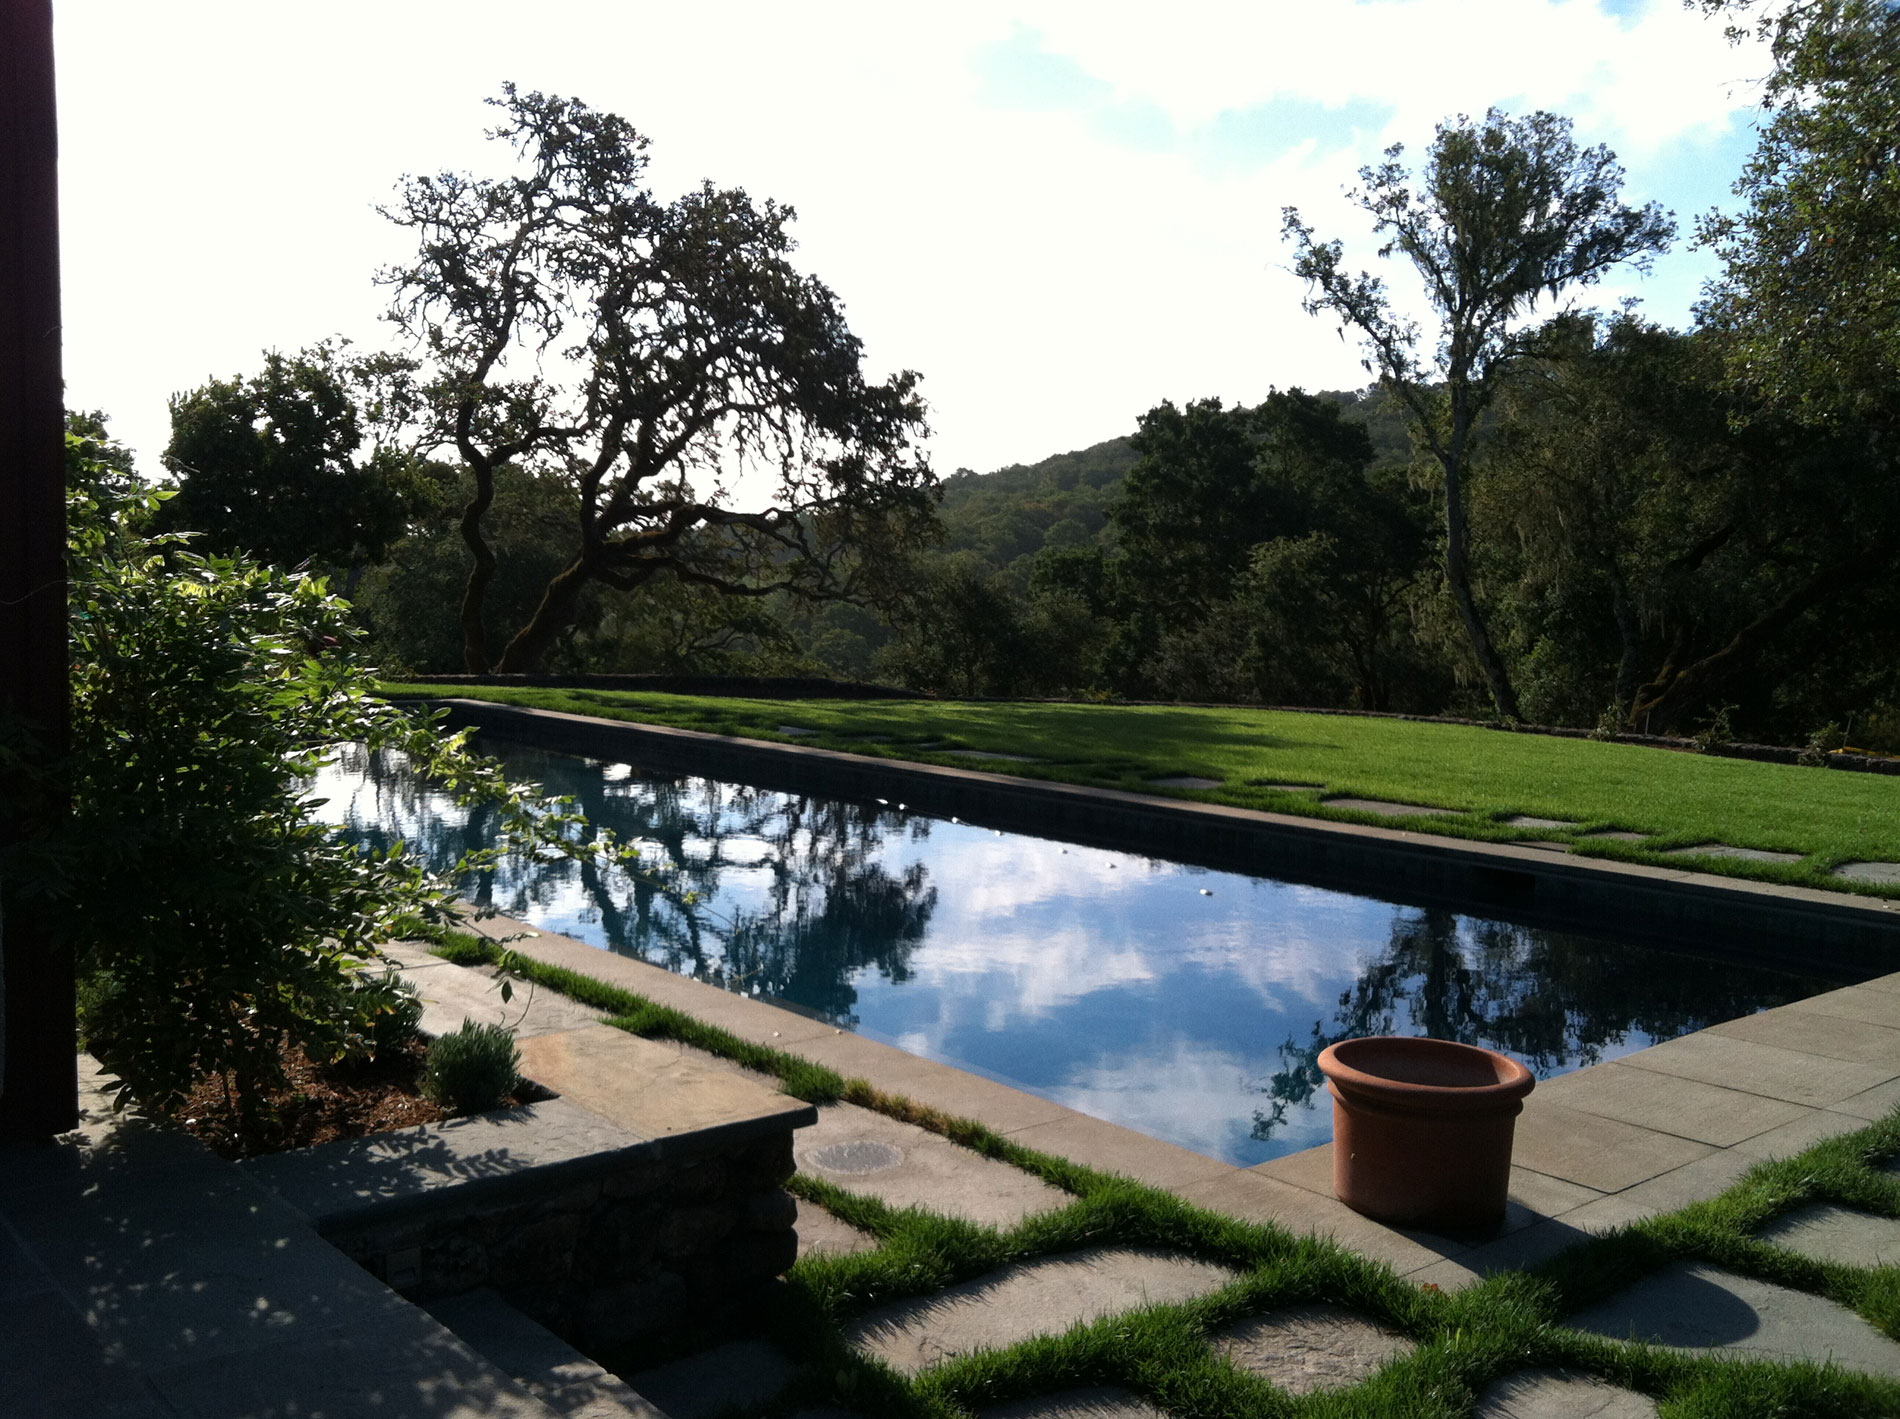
(408, 955, 610, 1040)
(1711, 1007, 1900, 1068)
(845, 1247, 1241, 1376)
(1786, 982, 1900, 1030)
(1664, 843, 1804, 864)
(1255, 781, 1322, 791)
(1146, 775, 1222, 789)
(1509, 1102, 1714, 1192)
(1212, 1303, 1414, 1394)
(1757, 1202, 1900, 1268)
(776, 725, 819, 736)
(943, 748, 1041, 762)
(1566, 1260, 1900, 1376)
(797, 1102, 1070, 1229)
(1835, 861, 1900, 884)
(1502, 815, 1578, 829)
(427, 1289, 663, 1419)
(1005, 1110, 1231, 1191)
(1536, 1061, 1811, 1146)
(625, 1339, 795, 1419)
(1472, 1369, 1659, 1418)
(1578, 830, 1647, 842)
(1323, 796, 1456, 817)
(1613, 1030, 1895, 1108)
(516, 1025, 815, 1141)
(795, 1199, 880, 1259)
(979, 1388, 1168, 1418)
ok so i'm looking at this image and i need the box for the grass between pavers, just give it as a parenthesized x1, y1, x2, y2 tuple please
(429, 930, 1900, 1417)
(381, 685, 1900, 899)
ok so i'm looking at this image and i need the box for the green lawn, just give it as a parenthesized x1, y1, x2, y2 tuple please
(381, 685, 1900, 898)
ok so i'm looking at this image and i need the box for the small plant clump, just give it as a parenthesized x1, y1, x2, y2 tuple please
(423, 1020, 522, 1113)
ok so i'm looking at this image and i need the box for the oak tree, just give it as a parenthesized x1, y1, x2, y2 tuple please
(379, 86, 936, 674)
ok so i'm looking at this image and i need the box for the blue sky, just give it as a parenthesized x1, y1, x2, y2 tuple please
(55, 0, 1771, 492)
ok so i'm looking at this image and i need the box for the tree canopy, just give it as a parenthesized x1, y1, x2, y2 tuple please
(160, 344, 411, 573)
(379, 85, 937, 673)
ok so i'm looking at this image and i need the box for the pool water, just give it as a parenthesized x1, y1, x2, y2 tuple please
(312, 742, 1841, 1166)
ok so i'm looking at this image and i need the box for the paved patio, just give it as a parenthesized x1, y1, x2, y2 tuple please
(7, 917, 1899, 1415)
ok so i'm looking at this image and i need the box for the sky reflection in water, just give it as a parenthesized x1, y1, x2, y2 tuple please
(312, 742, 1837, 1166)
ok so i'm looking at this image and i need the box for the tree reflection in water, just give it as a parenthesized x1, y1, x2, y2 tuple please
(1250, 907, 1832, 1142)
(318, 744, 937, 1028)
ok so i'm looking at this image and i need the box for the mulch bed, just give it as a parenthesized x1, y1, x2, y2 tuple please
(174, 1038, 452, 1160)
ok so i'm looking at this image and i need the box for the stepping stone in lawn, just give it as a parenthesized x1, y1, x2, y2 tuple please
(795, 1102, 1070, 1229)
(943, 748, 1042, 763)
(1323, 796, 1457, 818)
(1836, 861, 1900, 885)
(1565, 1260, 1900, 1376)
(1211, 1303, 1414, 1395)
(979, 1388, 1168, 1418)
(1756, 1202, 1900, 1268)
(1253, 781, 1322, 792)
(1145, 775, 1222, 790)
(1472, 1369, 1658, 1419)
(1579, 830, 1648, 842)
(846, 1246, 1241, 1376)
(1664, 843, 1804, 864)
(795, 1198, 879, 1260)
(776, 725, 820, 737)
(625, 1339, 795, 1419)
(1502, 814, 1578, 829)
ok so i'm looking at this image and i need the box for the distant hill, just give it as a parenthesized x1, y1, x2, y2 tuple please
(936, 386, 1414, 581)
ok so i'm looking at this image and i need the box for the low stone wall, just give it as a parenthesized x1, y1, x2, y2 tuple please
(322, 1127, 798, 1353)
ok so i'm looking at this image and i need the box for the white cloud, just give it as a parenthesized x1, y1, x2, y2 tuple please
(55, 0, 1764, 488)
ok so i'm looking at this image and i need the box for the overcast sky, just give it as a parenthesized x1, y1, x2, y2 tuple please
(54, 0, 1769, 491)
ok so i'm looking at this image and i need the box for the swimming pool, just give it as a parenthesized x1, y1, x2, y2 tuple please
(312, 741, 1841, 1166)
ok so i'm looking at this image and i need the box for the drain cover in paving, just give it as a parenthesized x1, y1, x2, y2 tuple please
(808, 1140, 904, 1175)
(1836, 861, 1900, 884)
(846, 1246, 1241, 1376)
(1757, 1203, 1900, 1268)
(1664, 843, 1803, 864)
(795, 1103, 1068, 1229)
(1502, 815, 1577, 829)
(978, 1388, 1168, 1418)
(1565, 1260, 1900, 1376)
(1324, 796, 1456, 817)
(1473, 1369, 1658, 1418)
(1146, 775, 1222, 789)
(1212, 1303, 1414, 1395)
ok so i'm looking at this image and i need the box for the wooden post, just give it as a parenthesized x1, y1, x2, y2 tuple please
(0, 0, 77, 1138)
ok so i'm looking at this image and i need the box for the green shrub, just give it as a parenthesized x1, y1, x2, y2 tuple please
(352, 969, 424, 1059)
(423, 1021, 521, 1113)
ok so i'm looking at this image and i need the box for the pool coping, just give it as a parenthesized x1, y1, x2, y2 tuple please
(428, 698, 1900, 973)
(461, 911, 1900, 1290)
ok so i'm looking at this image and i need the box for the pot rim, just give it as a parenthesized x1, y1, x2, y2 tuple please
(1317, 1035, 1535, 1109)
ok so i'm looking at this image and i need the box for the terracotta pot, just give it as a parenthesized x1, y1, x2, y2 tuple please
(1317, 1036, 1535, 1232)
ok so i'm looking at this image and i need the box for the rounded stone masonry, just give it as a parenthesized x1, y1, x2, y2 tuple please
(1319, 1036, 1535, 1232)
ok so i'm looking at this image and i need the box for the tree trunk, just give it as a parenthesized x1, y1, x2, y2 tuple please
(1441, 447, 1521, 722)
(493, 554, 597, 673)
(1609, 567, 1641, 719)
(456, 464, 499, 674)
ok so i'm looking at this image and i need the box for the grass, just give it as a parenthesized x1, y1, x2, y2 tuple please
(428, 929, 1900, 1417)
(383, 684, 1900, 899)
